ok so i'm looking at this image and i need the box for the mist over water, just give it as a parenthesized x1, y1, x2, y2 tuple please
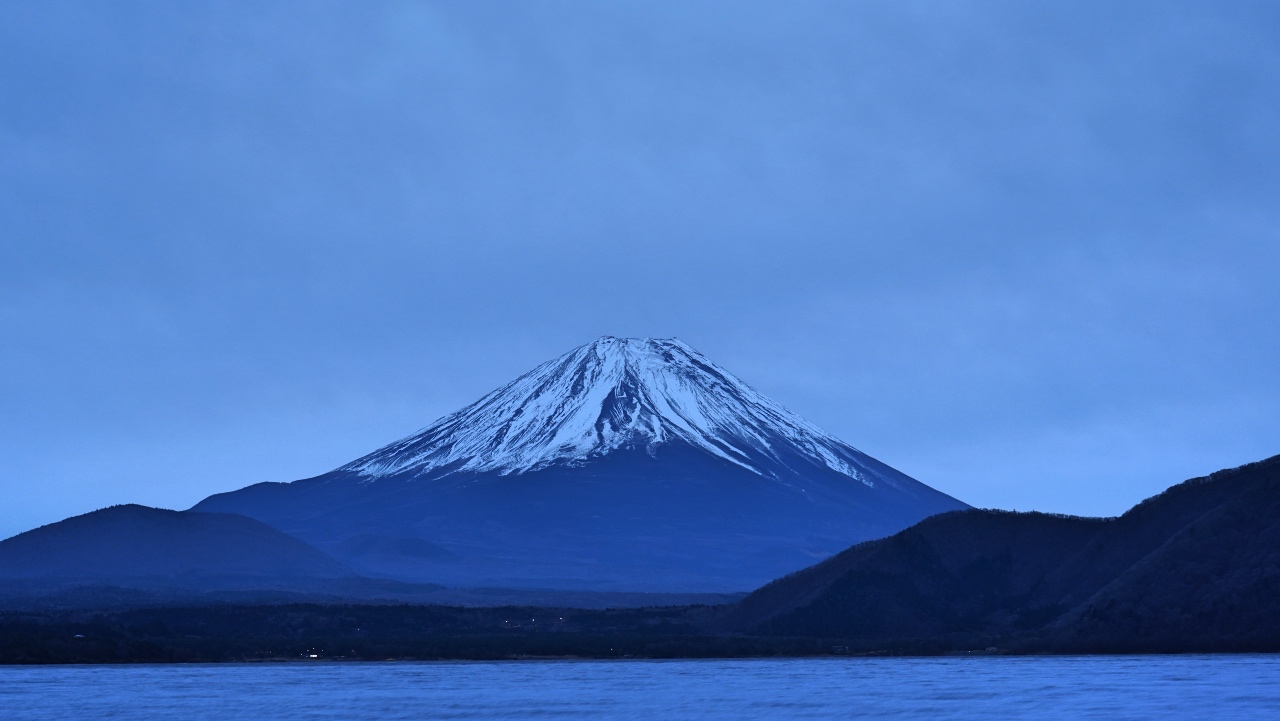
(3, 656, 1278, 720)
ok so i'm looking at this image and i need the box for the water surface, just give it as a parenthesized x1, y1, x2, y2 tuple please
(2, 655, 1277, 720)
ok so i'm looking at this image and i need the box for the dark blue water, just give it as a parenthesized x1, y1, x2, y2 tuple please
(2, 656, 1278, 719)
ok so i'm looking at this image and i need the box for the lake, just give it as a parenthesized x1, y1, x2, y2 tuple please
(2, 655, 1278, 720)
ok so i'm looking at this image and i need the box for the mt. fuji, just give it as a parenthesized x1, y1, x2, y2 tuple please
(195, 337, 967, 591)
(345, 337, 907, 487)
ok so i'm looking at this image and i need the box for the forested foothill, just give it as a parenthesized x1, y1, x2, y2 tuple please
(2, 455, 1277, 663)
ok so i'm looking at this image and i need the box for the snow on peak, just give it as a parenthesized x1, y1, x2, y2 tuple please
(339, 336, 878, 484)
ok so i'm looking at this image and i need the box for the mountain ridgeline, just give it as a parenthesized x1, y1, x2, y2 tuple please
(0, 505, 351, 585)
(715, 453, 1280, 652)
(6, 335, 1274, 657)
(3, 455, 1277, 661)
(194, 337, 966, 592)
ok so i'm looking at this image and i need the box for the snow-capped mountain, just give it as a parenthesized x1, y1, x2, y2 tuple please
(342, 336, 885, 487)
(194, 337, 967, 592)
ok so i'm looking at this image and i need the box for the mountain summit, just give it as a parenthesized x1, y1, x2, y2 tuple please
(344, 336, 895, 487)
(196, 337, 966, 591)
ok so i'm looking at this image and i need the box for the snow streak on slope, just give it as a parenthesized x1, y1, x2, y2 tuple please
(340, 337, 884, 485)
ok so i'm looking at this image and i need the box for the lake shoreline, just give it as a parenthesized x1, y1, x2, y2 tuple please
(5, 602, 1278, 665)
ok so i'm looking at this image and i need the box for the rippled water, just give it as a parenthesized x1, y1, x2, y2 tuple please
(2, 656, 1278, 720)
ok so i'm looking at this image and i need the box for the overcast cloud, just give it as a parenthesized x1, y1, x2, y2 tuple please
(2, 1, 1278, 537)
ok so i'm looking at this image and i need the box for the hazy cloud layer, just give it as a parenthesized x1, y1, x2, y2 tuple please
(3, 1, 1278, 536)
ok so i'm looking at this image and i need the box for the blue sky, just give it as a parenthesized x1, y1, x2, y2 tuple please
(2, 1, 1278, 538)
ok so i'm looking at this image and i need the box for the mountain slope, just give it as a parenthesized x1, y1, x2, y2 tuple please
(195, 337, 966, 592)
(340, 337, 911, 487)
(0, 505, 352, 584)
(717, 454, 1280, 651)
(1049, 462, 1280, 650)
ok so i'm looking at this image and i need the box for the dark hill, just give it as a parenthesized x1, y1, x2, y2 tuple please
(717, 454, 1280, 652)
(0, 506, 744, 609)
(0, 505, 352, 584)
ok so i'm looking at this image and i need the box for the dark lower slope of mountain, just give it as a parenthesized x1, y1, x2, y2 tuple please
(715, 454, 1280, 652)
(196, 443, 963, 592)
(0, 505, 353, 589)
